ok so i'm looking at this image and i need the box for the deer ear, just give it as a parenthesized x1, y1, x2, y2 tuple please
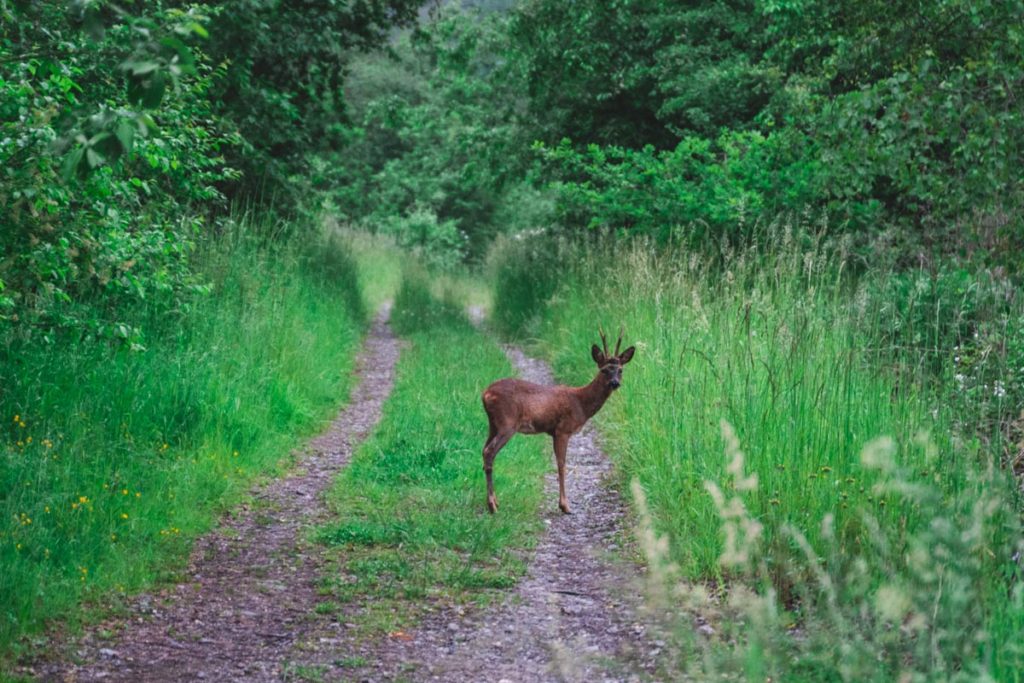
(618, 346, 635, 364)
(591, 344, 605, 365)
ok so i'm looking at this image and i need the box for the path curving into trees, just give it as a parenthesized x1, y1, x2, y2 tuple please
(34, 307, 401, 683)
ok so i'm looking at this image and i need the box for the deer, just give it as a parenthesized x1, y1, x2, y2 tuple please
(481, 327, 635, 515)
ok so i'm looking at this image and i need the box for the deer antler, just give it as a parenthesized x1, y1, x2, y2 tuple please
(614, 324, 624, 357)
(598, 325, 609, 357)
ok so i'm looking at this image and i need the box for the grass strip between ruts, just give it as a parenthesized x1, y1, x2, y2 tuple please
(315, 273, 549, 637)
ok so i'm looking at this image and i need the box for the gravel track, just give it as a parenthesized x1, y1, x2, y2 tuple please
(297, 341, 654, 682)
(32, 307, 401, 682)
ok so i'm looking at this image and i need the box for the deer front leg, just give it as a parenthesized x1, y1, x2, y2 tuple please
(483, 429, 514, 514)
(553, 432, 571, 514)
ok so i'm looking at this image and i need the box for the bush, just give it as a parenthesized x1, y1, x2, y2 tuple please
(537, 129, 823, 243)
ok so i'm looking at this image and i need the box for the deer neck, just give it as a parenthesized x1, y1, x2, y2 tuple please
(573, 374, 614, 421)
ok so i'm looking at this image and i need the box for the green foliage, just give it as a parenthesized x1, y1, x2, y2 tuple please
(1, 3, 239, 334)
(490, 230, 1024, 677)
(509, 0, 775, 146)
(505, 0, 1024, 255)
(487, 234, 568, 337)
(316, 271, 547, 634)
(200, 0, 422, 203)
(323, 10, 530, 262)
(636, 429, 1024, 681)
(490, 229, 1020, 584)
(0, 219, 372, 663)
(867, 264, 1024, 448)
(1, 0, 422, 337)
(390, 264, 466, 336)
(538, 129, 822, 242)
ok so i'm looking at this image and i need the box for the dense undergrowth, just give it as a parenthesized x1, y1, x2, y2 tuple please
(316, 267, 547, 635)
(0, 219, 379, 666)
(489, 228, 1024, 680)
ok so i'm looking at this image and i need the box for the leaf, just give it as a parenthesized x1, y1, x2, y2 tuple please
(86, 147, 103, 168)
(143, 74, 167, 108)
(126, 60, 161, 76)
(160, 37, 196, 73)
(188, 21, 209, 39)
(115, 120, 136, 155)
(62, 147, 85, 181)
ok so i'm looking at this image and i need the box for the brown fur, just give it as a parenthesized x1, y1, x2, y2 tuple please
(481, 337, 635, 514)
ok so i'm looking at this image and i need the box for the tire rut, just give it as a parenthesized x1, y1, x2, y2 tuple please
(33, 306, 401, 683)
(315, 342, 654, 682)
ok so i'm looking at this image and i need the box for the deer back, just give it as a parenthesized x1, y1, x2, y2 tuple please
(482, 378, 587, 436)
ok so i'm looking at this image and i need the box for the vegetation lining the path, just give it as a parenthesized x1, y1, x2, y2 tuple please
(0, 219, 382, 666)
(315, 267, 548, 635)
(490, 230, 1024, 680)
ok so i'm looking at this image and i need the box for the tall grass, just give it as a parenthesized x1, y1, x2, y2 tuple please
(0, 217, 378, 665)
(315, 266, 549, 635)
(489, 225, 1024, 678)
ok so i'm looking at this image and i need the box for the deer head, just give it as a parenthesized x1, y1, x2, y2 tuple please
(591, 325, 636, 390)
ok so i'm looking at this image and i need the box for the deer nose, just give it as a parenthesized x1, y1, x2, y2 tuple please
(610, 378, 621, 389)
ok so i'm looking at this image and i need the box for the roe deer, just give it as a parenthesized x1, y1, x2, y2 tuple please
(481, 327, 635, 514)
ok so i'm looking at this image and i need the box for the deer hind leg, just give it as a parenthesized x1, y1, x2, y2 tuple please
(483, 422, 514, 514)
(553, 432, 571, 514)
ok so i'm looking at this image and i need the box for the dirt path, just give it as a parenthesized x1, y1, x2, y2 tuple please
(34, 306, 401, 683)
(300, 341, 655, 682)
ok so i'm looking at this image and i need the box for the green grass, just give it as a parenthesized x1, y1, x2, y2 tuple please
(490, 232, 1024, 679)
(315, 268, 548, 635)
(0, 219, 390, 667)
(514, 238, 971, 581)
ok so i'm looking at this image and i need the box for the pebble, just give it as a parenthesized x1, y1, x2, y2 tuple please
(99, 648, 119, 659)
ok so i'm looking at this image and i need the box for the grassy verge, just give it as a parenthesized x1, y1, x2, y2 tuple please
(489, 231, 1024, 679)
(0, 219, 384, 668)
(315, 267, 548, 636)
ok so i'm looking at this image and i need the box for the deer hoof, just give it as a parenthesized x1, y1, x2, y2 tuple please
(559, 502, 573, 515)
(487, 497, 499, 514)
